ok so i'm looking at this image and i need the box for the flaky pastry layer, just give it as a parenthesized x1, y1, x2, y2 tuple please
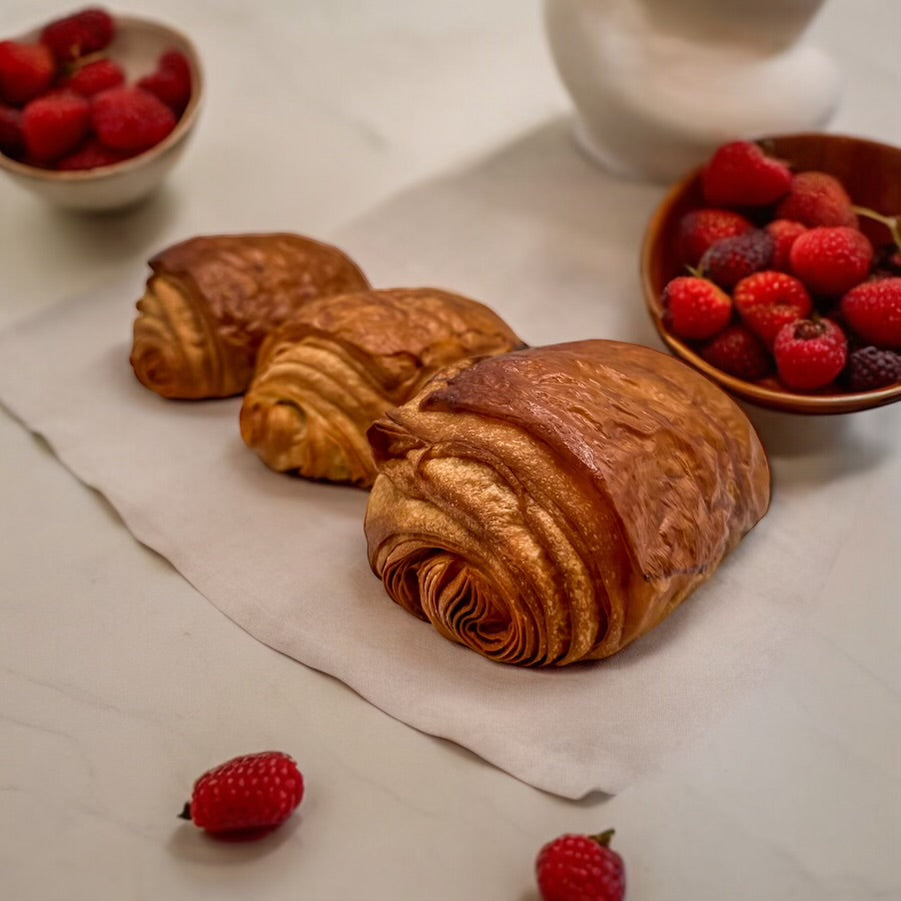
(130, 233, 370, 399)
(364, 340, 771, 667)
(240, 288, 524, 486)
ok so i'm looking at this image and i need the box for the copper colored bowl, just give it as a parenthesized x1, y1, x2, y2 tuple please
(640, 133, 901, 414)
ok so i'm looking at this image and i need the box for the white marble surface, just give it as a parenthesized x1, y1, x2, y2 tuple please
(0, 1, 899, 899)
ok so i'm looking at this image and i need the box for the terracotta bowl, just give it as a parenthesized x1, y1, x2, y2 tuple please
(0, 14, 203, 212)
(640, 133, 901, 414)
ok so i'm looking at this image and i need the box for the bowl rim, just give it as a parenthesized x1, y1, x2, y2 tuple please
(640, 131, 901, 415)
(0, 13, 204, 183)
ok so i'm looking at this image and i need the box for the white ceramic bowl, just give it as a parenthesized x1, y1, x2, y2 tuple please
(0, 13, 203, 212)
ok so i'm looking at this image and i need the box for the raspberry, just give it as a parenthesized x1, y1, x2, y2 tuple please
(701, 325, 772, 380)
(773, 317, 848, 391)
(765, 219, 807, 271)
(91, 86, 177, 152)
(63, 58, 125, 97)
(676, 208, 753, 267)
(22, 92, 91, 163)
(701, 141, 792, 208)
(55, 136, 131, 170)
(536, 830, 626, 901)
(663, 275, 732, 340)
(0, 104, 23, 156)
(699, 230, 774, 289)
(40, 7, 115, 63)
(180, 751, 304, 837)
(137, 50, 192, 115)
(0, 41, 57, 105)
(844, 346, 901, 391)
(840, 278, 901, 348)
(775, 171, 858, 228)
(734, 271, 814, 348)
(789, 227, 873, 297)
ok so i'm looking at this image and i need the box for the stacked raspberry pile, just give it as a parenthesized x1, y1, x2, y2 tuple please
(662, 140, 901, 393)
(0, 7, 192, 171)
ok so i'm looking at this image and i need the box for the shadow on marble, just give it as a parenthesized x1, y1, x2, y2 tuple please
(166, 812, 302, 864)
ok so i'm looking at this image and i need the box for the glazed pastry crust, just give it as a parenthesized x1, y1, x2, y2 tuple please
(239, 287, 524, 486)
(130, 234, 370, 399)
(364, 340, 771, 667)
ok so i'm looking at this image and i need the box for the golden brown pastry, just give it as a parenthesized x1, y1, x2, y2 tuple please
(130, 233, 370, 399)
(239, 287, 524, 486)
(364, 340, 771, 667)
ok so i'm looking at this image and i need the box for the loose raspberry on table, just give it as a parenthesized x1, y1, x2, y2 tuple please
(40, 7, 115, 63)
(137, 50, 192, 114)
(91, 86, 176, 152)
(676, 208, 753, 267)
(701, 324, 772, 380)
(840, 278, 901, 348)
(844, 346, 901, 391)
(22, 91, 91, 162)
(789, 226, 873, 297)
(776, 171, 859, 228)
(699, 230, 774, 290)
(663, 275, 733, 340)
(0, 41, 57, 105)
(63, 58, 125, 97)
(773, 317, 849, 391)
(701, 140, 792, 208)
(181, 751, 305, 837)
(733, 271, 813, 348)
(536, 830, 626, 901)
(765, 219, 807, 271)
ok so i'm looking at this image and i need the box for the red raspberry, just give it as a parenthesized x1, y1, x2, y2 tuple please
(22, 92, 91, 163)
(733, 271, 813, 348)
(63, 58, 125, 97)
(0, 41, 57, 105)
(138, 50, 192, 115)
(775, 171, 858, 228)
(663, 275, 732, 340)
(55, 136, 131, 170)
(701, 325, 772, 380)
(676, 208, 753, 267)
(789, 226, 873, 297)
(773, 318, 848, 391)
(844, 346, 901, 391)
(840, 278, 901, 348)
(699, 230, 774, 289)
(92, 86, 177, 152)
(765, 219, 807, 271)
(40, 7, 115, 63)
(180, 751, 304, 837)
(0, 103, 24, 155)
(536, 830, 625, 901)
(701, 141, 792, 208)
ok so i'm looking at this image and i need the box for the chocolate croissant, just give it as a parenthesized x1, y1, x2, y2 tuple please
(130, 233, 370, 399)
(364, 340, 771, 667)
(239, 287, 524, 486)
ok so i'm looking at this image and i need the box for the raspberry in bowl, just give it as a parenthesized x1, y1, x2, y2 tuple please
(641, 133, 901, 414)
(0, 8, 203, 211)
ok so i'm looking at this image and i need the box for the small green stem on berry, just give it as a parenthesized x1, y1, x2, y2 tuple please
(178, 802, 193, 821)
(589, 829, 616, 847)
(852, 205, 901, 248)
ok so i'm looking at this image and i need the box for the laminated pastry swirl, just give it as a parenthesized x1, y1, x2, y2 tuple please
(130, 233, 370, 399)
(239, 287, 525, 486)
(364, 340, 771, 667)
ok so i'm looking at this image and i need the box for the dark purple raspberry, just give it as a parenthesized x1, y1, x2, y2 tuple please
(699, 230, 774, 290)
(845, 346, 901, 391)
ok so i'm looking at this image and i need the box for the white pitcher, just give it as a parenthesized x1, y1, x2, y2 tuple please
(544, 0, 840, 182)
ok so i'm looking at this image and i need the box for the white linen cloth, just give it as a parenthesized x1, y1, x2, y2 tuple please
(1, 120, 898, 798)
